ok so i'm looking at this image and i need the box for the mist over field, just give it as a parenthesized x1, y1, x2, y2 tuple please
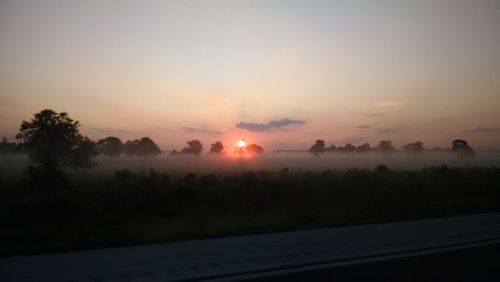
(100, 151, 500, 173)
(2, 151, 500, 183)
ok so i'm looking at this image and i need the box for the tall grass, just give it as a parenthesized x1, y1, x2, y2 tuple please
(1, 165, 499, 256)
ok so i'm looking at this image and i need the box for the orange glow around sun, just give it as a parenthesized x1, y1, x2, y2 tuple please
(237, 139, 246, 148)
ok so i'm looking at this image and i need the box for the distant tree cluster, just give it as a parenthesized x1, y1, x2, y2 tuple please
(171, 140, 264, 156)
(171, 139, 203, 155)
(95, 136, 162, 158)
(209, 141, 224, 154)
(308, 139, 474, 158)
(13, 109, 166, 188)
(96, 136, 123, 157)
(245, 144, 264, 154)
(378, 140, 395, 153)
(452, 139, 475, 158)
(402, 141, 424, 154)
(309, 140, 325, 155)
(124, 137, 161, 157)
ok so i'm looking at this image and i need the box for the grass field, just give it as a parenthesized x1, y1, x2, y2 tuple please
(1, 155, 499, 256)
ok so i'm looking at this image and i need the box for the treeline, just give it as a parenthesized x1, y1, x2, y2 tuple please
(4, 108, 479, 189)
(307, 139, 475, 158)
(2, 109, 260, 158)
(10, 109, 268, 188)
(2, 109, 478, 159)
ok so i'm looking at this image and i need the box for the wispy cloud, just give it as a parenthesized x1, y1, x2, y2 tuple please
(374, 101, 406, 107)
(377, 128, 400, 134)
(357, 124, 372, 129)
(465, 127, 500, 133)
(236, 118, 305, 132)
(180, 126, 222, 135)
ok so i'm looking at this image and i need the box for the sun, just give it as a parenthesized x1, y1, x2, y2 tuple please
(237, 139, 246, 148)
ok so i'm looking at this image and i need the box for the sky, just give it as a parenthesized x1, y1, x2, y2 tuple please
(1, 0, 499, 150)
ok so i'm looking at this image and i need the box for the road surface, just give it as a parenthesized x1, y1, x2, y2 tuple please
(1, 212, 500, 281)
(245, 243, 500, 282)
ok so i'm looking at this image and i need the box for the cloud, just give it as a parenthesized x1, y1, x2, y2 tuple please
(236, 118, 305, 132)
(180, 126, 222, 135)
(377, 128, 400, 134)
(374, 101, 406, 107)
(357, 124, 372, 129)
(465, 127, 500, 133)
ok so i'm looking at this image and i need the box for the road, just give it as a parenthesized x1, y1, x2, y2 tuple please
(1, 212, 500, 281)
(245, 243, 500, 282)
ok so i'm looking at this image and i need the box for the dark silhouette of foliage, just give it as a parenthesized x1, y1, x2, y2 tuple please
(200, 173, 218, 186)
(245, 144, 264, 154)
(452, 139, 475, 158)
(97, 136, 123, 157)
(378, 140, 395, 154)
(3, 166, 500, 255)
(25, 164, 69, 189)
(15, 109, 97, 168)
(124, 137, 161, 157)
(114, 168, 169, 187)
(324, 144, 337, 152)
(71, 137, 98, 167)
(179, 140, 203, 155)
(402, 141, 424, 154)
(375, 164, 389, 173)
(15, 109, 97, 188)
(356, 143, 370, 153)
(338, 143, 356, 153)
(0, 137, 17, 155)
(309, 140, 325, 155)
(209, 141, 224, 154)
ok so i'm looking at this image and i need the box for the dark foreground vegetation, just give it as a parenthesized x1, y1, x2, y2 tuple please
(1, 165, 499, 256)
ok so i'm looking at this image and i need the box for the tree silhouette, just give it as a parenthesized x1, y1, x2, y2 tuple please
(378, 140, 394, 154)
(16, 109, 98, 188)
(97, 136, 123, 157)
(402, 141, 424, 154)
(356, 143, 370, 153)
(452, 139, 475, 158)
(16, 109, 97, 168)
(124, 137, 161, 157)
(339, 143, 356, 153)
(180, 140, 203, 155)
(209, 141, 224, 154)
(324, 144, 337, 153)
(309, 140, 325, 155)
(245, 144, 264, 154)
